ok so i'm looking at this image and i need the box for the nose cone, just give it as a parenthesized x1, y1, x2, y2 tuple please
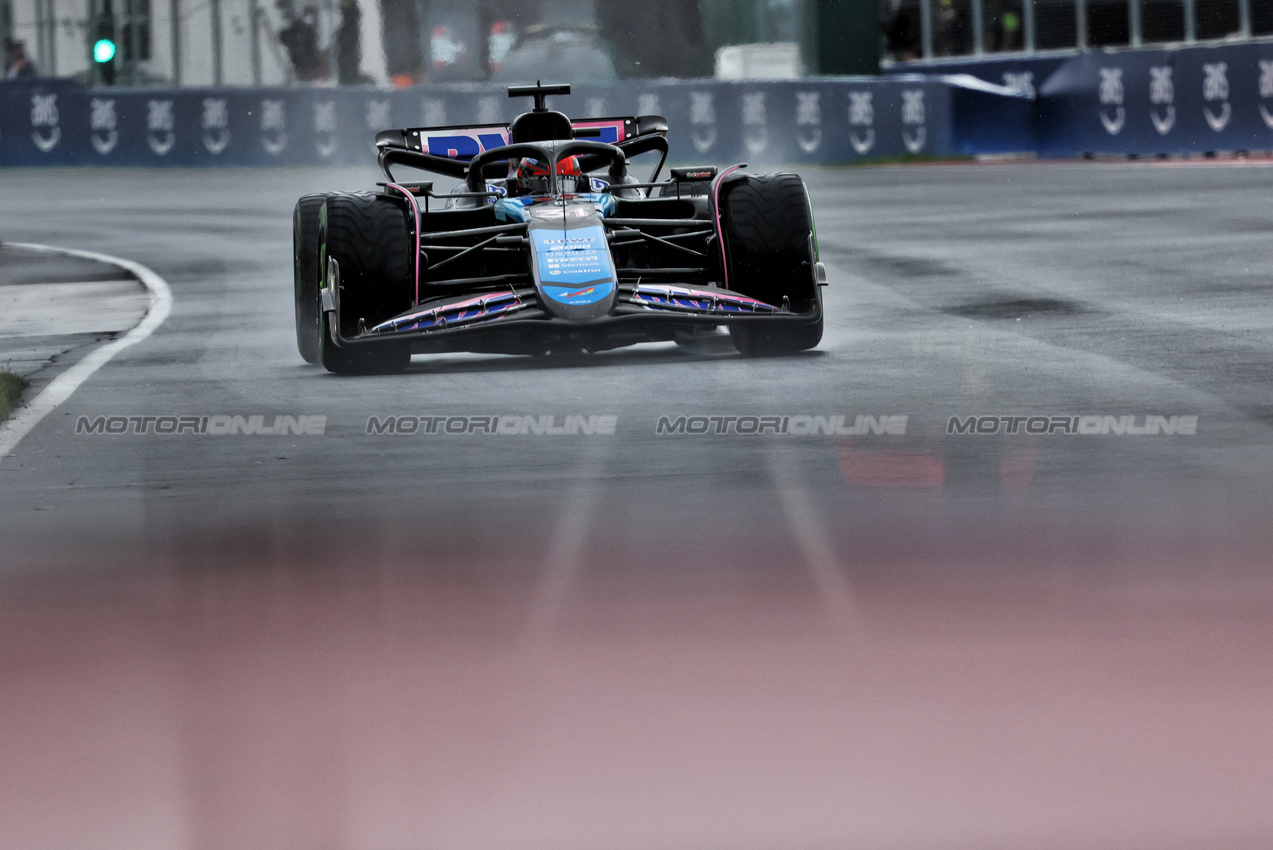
(528, 212, 617, 320)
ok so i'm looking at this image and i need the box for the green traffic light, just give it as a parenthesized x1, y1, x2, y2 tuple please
(93, 38, 116, 63)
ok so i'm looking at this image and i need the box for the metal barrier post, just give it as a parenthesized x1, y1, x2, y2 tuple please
(211, 0, 222, 84)
(1076, 0, 1087, 49)
(1239, 0, 1251, 36)
(1130, 0, 1141, 46)
(920, 0, 934, 58)
(327, 0, 339, 82)
(47, 0, 58, 76)
(171, 0, 181, 84)
(250, 0, 261, 85)
(129, 0, 140, 83)
(1184, 0, 1196, 41)
(1024, 0, 1036, 52)
(972, 0, 985, 54)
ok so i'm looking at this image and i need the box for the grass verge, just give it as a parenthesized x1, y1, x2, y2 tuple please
(0, 370, 29, 424)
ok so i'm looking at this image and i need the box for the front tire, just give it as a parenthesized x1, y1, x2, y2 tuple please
(293, 193, 328, 364)
(719, 173, 823, 356)
(317, 193, 414, 375)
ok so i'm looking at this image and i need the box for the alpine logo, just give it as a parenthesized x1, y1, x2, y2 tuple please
(421, 97, 446, 127)
(30, 93, 60, 153)
(260, 99, 287, 155)
(1260, 60, 1273, 129)
(90, 97, 118, 155)
(742, 91, 768, 156)
(795, 91, 822, 154)
(314, 101, 337, 158)
(848, 90, 874, 155)
(147, 99, 175, 155)
(1202, 62, 1231, 132)
(202, 98, 230, 155)
(1149, 66, 1175, 135)
(477, 95, 501, 124)
(366, 98, 392, 131)
(901, 89, 926, 153)
(690, 91, 716, 154)
(1099, 68, 1125, 135)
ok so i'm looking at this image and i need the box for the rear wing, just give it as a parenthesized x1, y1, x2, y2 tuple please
(376, 115, 669, 181)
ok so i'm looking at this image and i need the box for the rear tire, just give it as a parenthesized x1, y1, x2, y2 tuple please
(719, 173, 823, 356)
(293, 193, 327, 364)
(317, 193, 414, 375)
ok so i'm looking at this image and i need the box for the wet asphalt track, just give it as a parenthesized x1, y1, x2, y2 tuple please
(2, 163, 1273, 850)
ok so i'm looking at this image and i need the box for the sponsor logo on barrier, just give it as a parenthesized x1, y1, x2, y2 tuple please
(477, 95, 500, 124)
(1099, 67, 1125, 135)
(30, 93, 60, 153)
(1260, 61, 1273, 128)
(202, 98, 230, 154)
(365, 415, 617, 435)
(848, 90, 874, 154)
(90, 97, 118, 155)
(742, 91, 768, 155)
(946, 414, 1197, 435)
(1202, 62, 1230, 132)
(260, 99, 287, 155)
(314, 101, 336, 158)
(901, 89, 926, 153)
(366, 98, 391, 131)
(690, 91, 716, 153)
(147, 99, 175, 155)
(1002, 71, 1035, 99)
(77, 415, 327, 435)
(422, 97, 446, 127)
(1149, 66, 1175, 135)
(795, 91, 821, 153)
(655, 415, 908, 436)
(638, 93, 660, 116)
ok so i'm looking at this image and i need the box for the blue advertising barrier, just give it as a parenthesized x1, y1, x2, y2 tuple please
(6, 47, 1273, 167)
(0, 77, 1033, 169)
(1036, 42, 1273, 157)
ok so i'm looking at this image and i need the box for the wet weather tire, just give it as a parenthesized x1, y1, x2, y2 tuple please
(293, 193, 327, 364)
(719, 173, 823, 356)
(317, 193, 413, 375)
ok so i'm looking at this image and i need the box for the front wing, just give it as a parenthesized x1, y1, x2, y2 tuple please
(321, 262, 823, 355)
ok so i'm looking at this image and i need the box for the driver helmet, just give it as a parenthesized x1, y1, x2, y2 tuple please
(513, 155, 585, 196)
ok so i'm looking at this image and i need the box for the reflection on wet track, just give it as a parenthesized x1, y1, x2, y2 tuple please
(3, 163, 1273, 849)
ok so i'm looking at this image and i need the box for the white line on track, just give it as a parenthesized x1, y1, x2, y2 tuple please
(0, 242, 173, 457)
(767, 450, 866, 640)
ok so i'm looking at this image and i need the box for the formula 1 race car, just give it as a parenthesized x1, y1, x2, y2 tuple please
(293, 82, 827, 373)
